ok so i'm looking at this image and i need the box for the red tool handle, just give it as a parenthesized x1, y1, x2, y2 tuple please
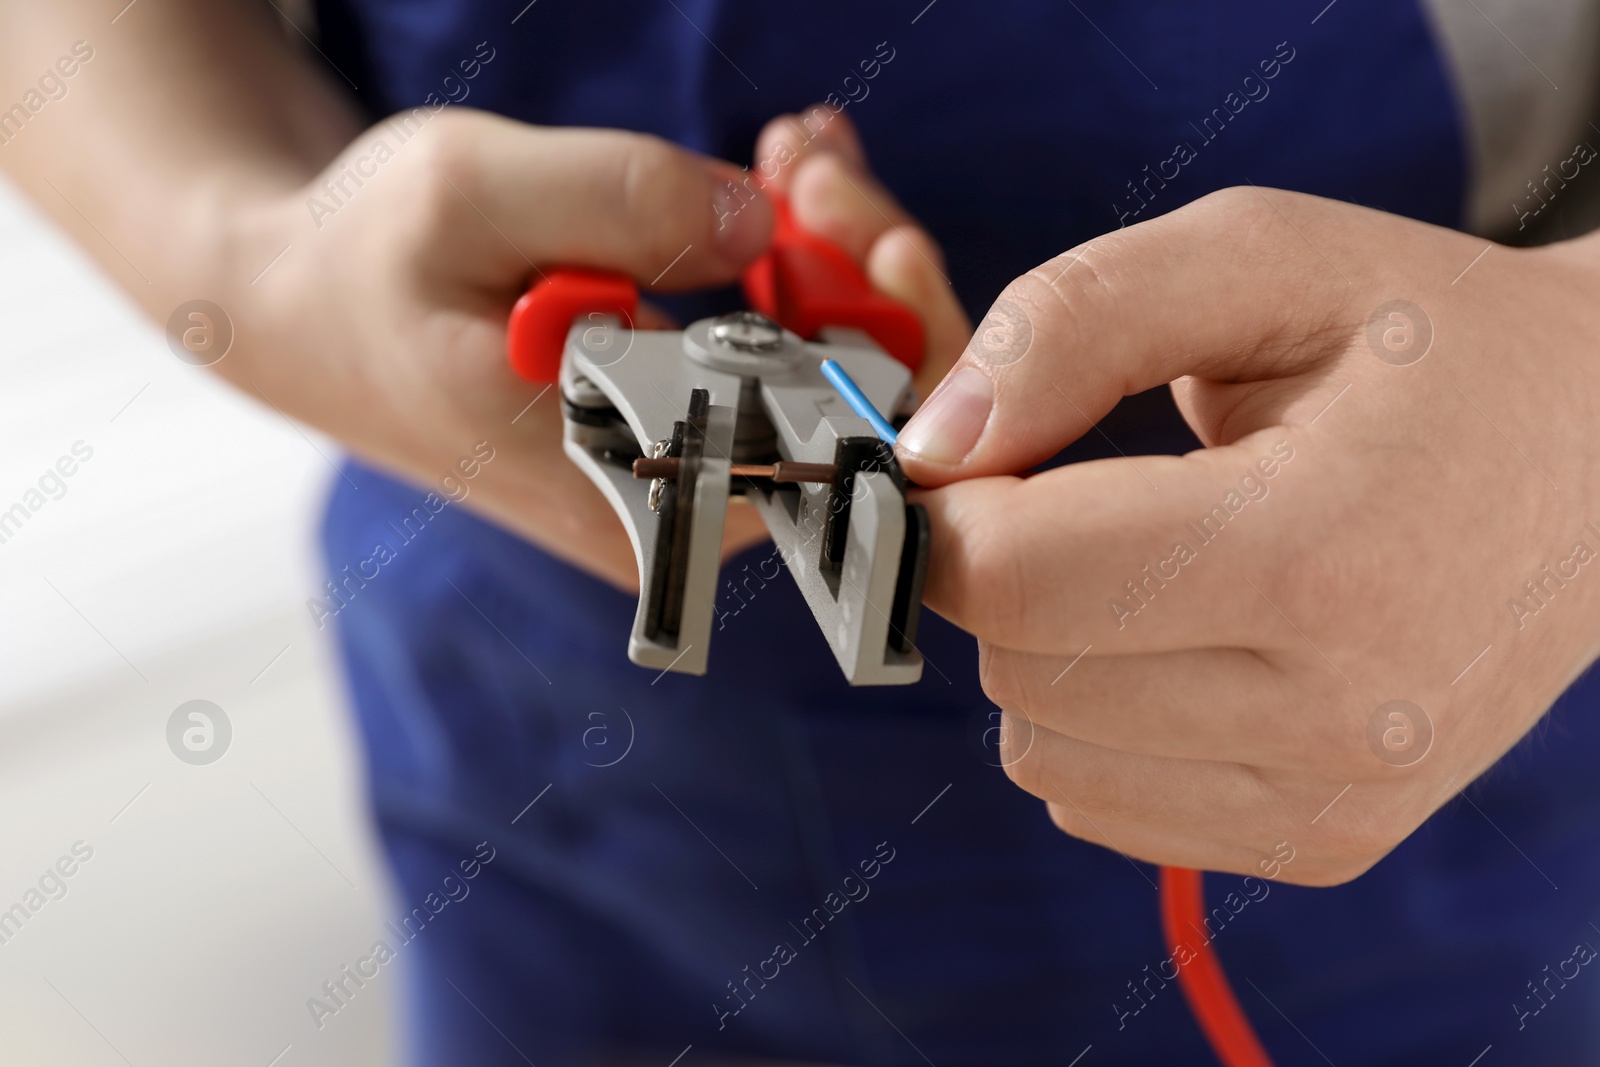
(506, 268, 638, 384)
(505, 197, 925, 382)
(742, 196, 925, 372)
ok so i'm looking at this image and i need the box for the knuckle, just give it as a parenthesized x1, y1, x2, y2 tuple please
(1185, 187, 1354, 343)
(1013, 752, 1139, 825)
(410, 109, 479, 195)
(999, 731, 1047, 797)
(1193, 185, 1272, 228)
(1305, 809, 1398, 870)
(951, 519, 1030, 645)
(1188, 187, 1294, 270)
(1032, 241, 1117, 305)
(619, 134, 683, 203)
(1069, 783, 1141, 825)
(1008, 242, 1117, 351)
(616, 134, 705, 257)
(1283, 853, 1382, 887)
(976, 643, 1024, 710)
(1189, 186, 1315, 256)
(395, 112, 481, 247)
(1047, 802, 1093, 839)
(1320, 862, 1378, 887)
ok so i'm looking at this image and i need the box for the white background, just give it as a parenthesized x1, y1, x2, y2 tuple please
(0, 172, 395, 1065)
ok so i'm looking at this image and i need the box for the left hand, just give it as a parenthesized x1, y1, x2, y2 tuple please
(896, 187, 1600, 886)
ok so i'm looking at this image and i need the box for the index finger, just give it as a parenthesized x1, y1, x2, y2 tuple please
(918, 427, 1314, 656)
(894, 187, 1400, 484)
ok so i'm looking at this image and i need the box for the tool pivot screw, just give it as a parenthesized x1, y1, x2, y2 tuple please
(709, 311, 784, 353)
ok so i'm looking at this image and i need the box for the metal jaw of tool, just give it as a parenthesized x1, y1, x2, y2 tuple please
(556, 312, 928, 685)
(505, 196, 929, 685)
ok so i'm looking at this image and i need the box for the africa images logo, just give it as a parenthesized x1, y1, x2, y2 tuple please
(166, 700, 232, 765)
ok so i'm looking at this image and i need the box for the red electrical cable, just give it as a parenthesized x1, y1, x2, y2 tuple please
(1158, 866, 1275, 1067)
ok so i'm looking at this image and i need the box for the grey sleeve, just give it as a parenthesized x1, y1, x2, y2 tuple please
(1419, 0, 1600, 243)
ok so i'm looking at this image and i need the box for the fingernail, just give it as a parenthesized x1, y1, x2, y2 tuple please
(711, 168, 767, 262)
(897, 365, 993, 466)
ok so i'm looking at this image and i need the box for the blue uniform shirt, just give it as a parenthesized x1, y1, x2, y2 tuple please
(315, 2, 1600, 1063)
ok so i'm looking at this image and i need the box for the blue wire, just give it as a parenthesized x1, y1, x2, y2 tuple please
(819, 358, 898, 445)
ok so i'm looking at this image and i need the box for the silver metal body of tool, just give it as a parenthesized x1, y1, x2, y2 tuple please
(557, 311, 928, 686)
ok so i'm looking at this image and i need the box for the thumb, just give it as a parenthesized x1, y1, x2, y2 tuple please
(894, 188, 1362, 485)
(430, 112, 773, 291)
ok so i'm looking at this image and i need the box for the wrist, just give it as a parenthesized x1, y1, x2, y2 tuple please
(116, 158, 322, 349)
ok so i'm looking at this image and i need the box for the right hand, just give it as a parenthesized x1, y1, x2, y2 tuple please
(218, 108, 776, 589)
